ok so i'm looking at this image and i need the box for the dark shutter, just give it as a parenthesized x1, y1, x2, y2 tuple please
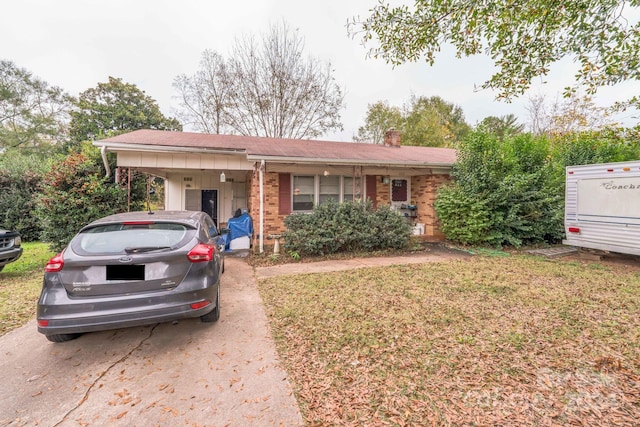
(365, 175, 377, 209)
(278, 173, 292, 215)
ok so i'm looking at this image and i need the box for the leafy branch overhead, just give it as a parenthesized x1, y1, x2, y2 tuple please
(350, 1, 640, 103)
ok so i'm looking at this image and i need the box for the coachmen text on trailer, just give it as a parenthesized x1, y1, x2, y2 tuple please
(564, 160, 640, 256)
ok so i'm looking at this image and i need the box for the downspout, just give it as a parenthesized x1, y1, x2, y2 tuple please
(259, 160, 265, 253)
(100, 146, 111, 178)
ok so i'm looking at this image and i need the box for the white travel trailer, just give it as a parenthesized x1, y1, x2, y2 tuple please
(564, 160, 640, 256)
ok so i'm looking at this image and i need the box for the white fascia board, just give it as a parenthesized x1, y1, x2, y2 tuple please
(93, 141, 246, 156)
(245, 154, 453, 169)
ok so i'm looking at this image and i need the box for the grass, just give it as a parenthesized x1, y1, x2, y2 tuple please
(0, 242, 54, 336)
(258, 255, 640, 426)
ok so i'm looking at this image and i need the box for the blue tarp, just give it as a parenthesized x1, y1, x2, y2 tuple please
(219, 232, 230, 250)
(228, 213, 253, 241)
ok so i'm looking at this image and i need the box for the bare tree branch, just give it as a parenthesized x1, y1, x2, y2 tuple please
(174, 21, 344, 139)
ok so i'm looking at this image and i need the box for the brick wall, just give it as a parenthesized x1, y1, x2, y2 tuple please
(248, 170, 451, 250)
(248, 170, 287, 251)
(262, 172, 287, 236)
(411, 174, 451, 239)
(374, 177, 390, 207)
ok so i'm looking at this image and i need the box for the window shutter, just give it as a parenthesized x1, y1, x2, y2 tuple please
(365, 175, 377, 209)
(278, 173, 292, 215)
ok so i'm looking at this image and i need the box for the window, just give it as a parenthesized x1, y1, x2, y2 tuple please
(293, 176, 315, 211)
(343, 176, 362, 201)
(319, 175, 340, 205)
(72, 223, 193, 255)
(204, 216, 218, 238)
(291, 175, 363, 211)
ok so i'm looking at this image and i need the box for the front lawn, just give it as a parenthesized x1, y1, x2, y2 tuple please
(0, 242, 54, 336)
(258, 255, 640, 426)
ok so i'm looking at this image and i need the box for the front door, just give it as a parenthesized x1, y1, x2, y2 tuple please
(202, 190, 218, 226)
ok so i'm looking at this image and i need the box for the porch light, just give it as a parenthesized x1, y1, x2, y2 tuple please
(382, 176, 390, 184)
(220, 172, 226, 182)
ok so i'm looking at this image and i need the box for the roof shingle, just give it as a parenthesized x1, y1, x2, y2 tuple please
(98, 129, 457, 166)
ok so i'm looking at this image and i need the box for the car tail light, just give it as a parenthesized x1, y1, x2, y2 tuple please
(187, 243, 215, 262)
(45, 253, 65, 272)
(191, 300, 212, 310)
(37, 319, 49, 327)
(568, 227, 580, 233)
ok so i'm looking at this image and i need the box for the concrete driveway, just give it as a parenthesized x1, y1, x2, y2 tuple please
(0, 257, 303, 427)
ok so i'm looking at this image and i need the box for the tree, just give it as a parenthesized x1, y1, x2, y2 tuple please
(353, 101, 402, 143)
(526, 93, 617, 135)
(173, 50, 232, 134)
(0, 60, 73, 150)
(525, 94, 551, 135)
(350, 1, 640, 104)
(69, 77, 181, 143)
(355, 95, 470, 147)
(478, 114, 525, 140)
(550, 129, 640, 174)
(175, 21, 344, 139)
(402, 95, 470, 147)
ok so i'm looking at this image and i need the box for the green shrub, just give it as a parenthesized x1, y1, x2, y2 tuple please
(37, 143, 142, 252)
(436, 131, 564, 247)
(434, 185, 492, 245)
(436, 128, 638, 247)
(282, 200, 411, 256)
(0, 151, 50, 241)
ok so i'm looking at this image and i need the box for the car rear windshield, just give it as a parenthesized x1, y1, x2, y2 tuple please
(71, 222, 194, 255)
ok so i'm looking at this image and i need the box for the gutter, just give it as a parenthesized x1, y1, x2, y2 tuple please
(259, 160, 265, 254)
(93, 141, 247, 156)
(245, 154, 454, 168)
(100, 146, 111, 178)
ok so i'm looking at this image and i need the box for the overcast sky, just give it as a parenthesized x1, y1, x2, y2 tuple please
(2, 0, 637, 141)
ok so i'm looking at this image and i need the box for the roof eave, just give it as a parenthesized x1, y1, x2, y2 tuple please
(93, 141, 246, 155)
(93, 141, 454, 168)
(245, 154, 453, 168)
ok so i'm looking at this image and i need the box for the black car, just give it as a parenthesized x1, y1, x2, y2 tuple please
(37, 211, 225, 343)
(0, 229, 23, 272)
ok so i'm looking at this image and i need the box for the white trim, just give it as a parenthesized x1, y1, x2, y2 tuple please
(248, 153, 451, 168)
(94, 141, 245, 155)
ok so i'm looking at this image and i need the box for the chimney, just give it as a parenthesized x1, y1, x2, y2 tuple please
(384, 128, 401, 147)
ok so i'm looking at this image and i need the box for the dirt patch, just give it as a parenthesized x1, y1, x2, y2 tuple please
(561, 250, 640, 273)
(247, 241, 470, 268)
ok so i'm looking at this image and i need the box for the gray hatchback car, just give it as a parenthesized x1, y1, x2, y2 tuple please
(37, 211, 225, 343)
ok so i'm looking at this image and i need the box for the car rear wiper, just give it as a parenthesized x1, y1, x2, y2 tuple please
(124, 246, 171, 254)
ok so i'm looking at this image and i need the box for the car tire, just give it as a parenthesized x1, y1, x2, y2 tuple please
(46, 333, 81, 343)
(200, 285, 220, 323)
